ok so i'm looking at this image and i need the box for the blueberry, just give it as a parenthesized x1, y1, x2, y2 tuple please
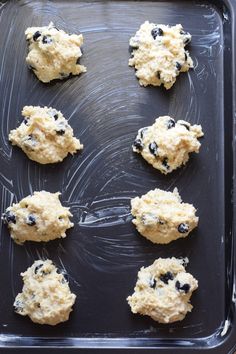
(178, 223, 189, 233)
(159, 272, 174, 284)
(150, 278, 157, 289)
(13, 300, 23, 313)
(26, 214, 36, 226)
(54, 114, 58, 120)
(156, 71, 161, 80)
(184, 36, 191, 45)
(133, 139, 143, 151)
(176, 62, 182, 71)
(42, 35, 52, 44)
(175, 280, 190, 293)
(2, 211, 16, 224)
(56, 129, 65, 135)
(140, 128, 148, 139)
(149, 142, 158, 156)
(180, 123, 190, 130)
(33, 31, 41, 41)
(34, 263, 44, 274)
(23, 119, 29, 124)
(151, 27, 163, 39)
(162, 157, 169, 170)
(167, 118, 175, 129)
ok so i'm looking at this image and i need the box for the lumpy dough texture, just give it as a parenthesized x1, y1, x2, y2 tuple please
(14, 260, 76, 325)
(129, 22, 193, 89)
(133, 116, 203, 174)
(131, 188, 198, 244)
(9, 106, 83, 164)
(25, 22, 86, 83)
(127, 257, 198, 323)
(2, 191, 73, 244)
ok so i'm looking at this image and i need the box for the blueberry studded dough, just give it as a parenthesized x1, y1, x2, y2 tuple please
(131, 188, 198, 244)
(25, 22, 86, 83)
(2, 191, 73, 244)
(9, 106, 83, 164)
(14, 260, 76, 325)
(129, 22, 193, 89)
(127, 257, 198, 323)
(133, 116, 203, 174)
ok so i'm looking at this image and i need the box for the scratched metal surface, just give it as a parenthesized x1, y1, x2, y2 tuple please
(0, 0, 234, 351)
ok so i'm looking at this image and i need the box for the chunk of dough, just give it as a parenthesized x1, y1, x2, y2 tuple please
(2, 191, 73, 244)
(9, 106, 83, 164)
(127, 257, 198, 323)
(129, 22, 193, 89)
(133, 116, 203, 174)
(25, 22, 86, 83)
(14, 260, 76, 325)
(131, 188, 198, 244)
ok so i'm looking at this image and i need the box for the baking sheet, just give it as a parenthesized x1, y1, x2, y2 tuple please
(0, 0, 235, 352)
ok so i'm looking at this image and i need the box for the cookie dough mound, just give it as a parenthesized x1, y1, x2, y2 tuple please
(25, 22, 86, 82)
(2, 191, 73, 244)
(133, 116, 203, 174)
(14, 260, 76, 325)
(129, 22, 193, 89)
(127, 257, 198, 323)
(131, 188, 198, 244)
(9, 106, 83, 164)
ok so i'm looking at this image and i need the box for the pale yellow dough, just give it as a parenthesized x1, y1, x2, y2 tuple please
(2, 191, 73, 244)
(9, 106, 83, 164)
(14, 260, 76, 325)
(133, 116, 203, 174)
(129, 22, 193, 89)
(127, 258, 198, 323)
(25, 22, 86, 83)
(131, 188, 198, 244)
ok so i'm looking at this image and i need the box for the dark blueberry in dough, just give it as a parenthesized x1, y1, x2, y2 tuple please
(159, 272, 174, 284)
(23, 119, 29, 124)
(156, 71, 161, 80)
(178, 223, 189, 233)
(27, 214, 36, 226)
(13, 300, 23, 313)
(175, 280, 190, 293)
(54, 114, 58, 120)
(151, 27, 163, 39)
(167, 118, 175, 129)
(149, 142, 158, 156)
(162, 157, 169, 170)
(150, 278, 157, 289)
(28, 64, 36, 71)
(184, 36, 191, 45)
(42, 35, 52, 44)
(133, 139, 143, 151)
(176, 62, 182, 71)
(34, 263, 44, 274)
(33, 31, 41, 41)
(180, 123, 190, 131)
(140, 128, 148, 139)
(56, 129, 66, 135)
(2, 210, 16, 224)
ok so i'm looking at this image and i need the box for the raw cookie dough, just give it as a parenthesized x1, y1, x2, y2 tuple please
(25, 22, 86, 82)
(2, 191, 73, 244)
(133, 116, 203, 174)
(14, 259, 76, 325)
(127, 257, 198, 323)
(129, 22, 193, 89)
(131, 188, 198, 244)
(9, 106, 83, 164)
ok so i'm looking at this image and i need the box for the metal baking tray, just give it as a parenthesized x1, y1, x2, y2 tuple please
(0, 0, 235, 352)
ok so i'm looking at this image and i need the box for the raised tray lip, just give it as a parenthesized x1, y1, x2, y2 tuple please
(0, 0, 236, 352)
